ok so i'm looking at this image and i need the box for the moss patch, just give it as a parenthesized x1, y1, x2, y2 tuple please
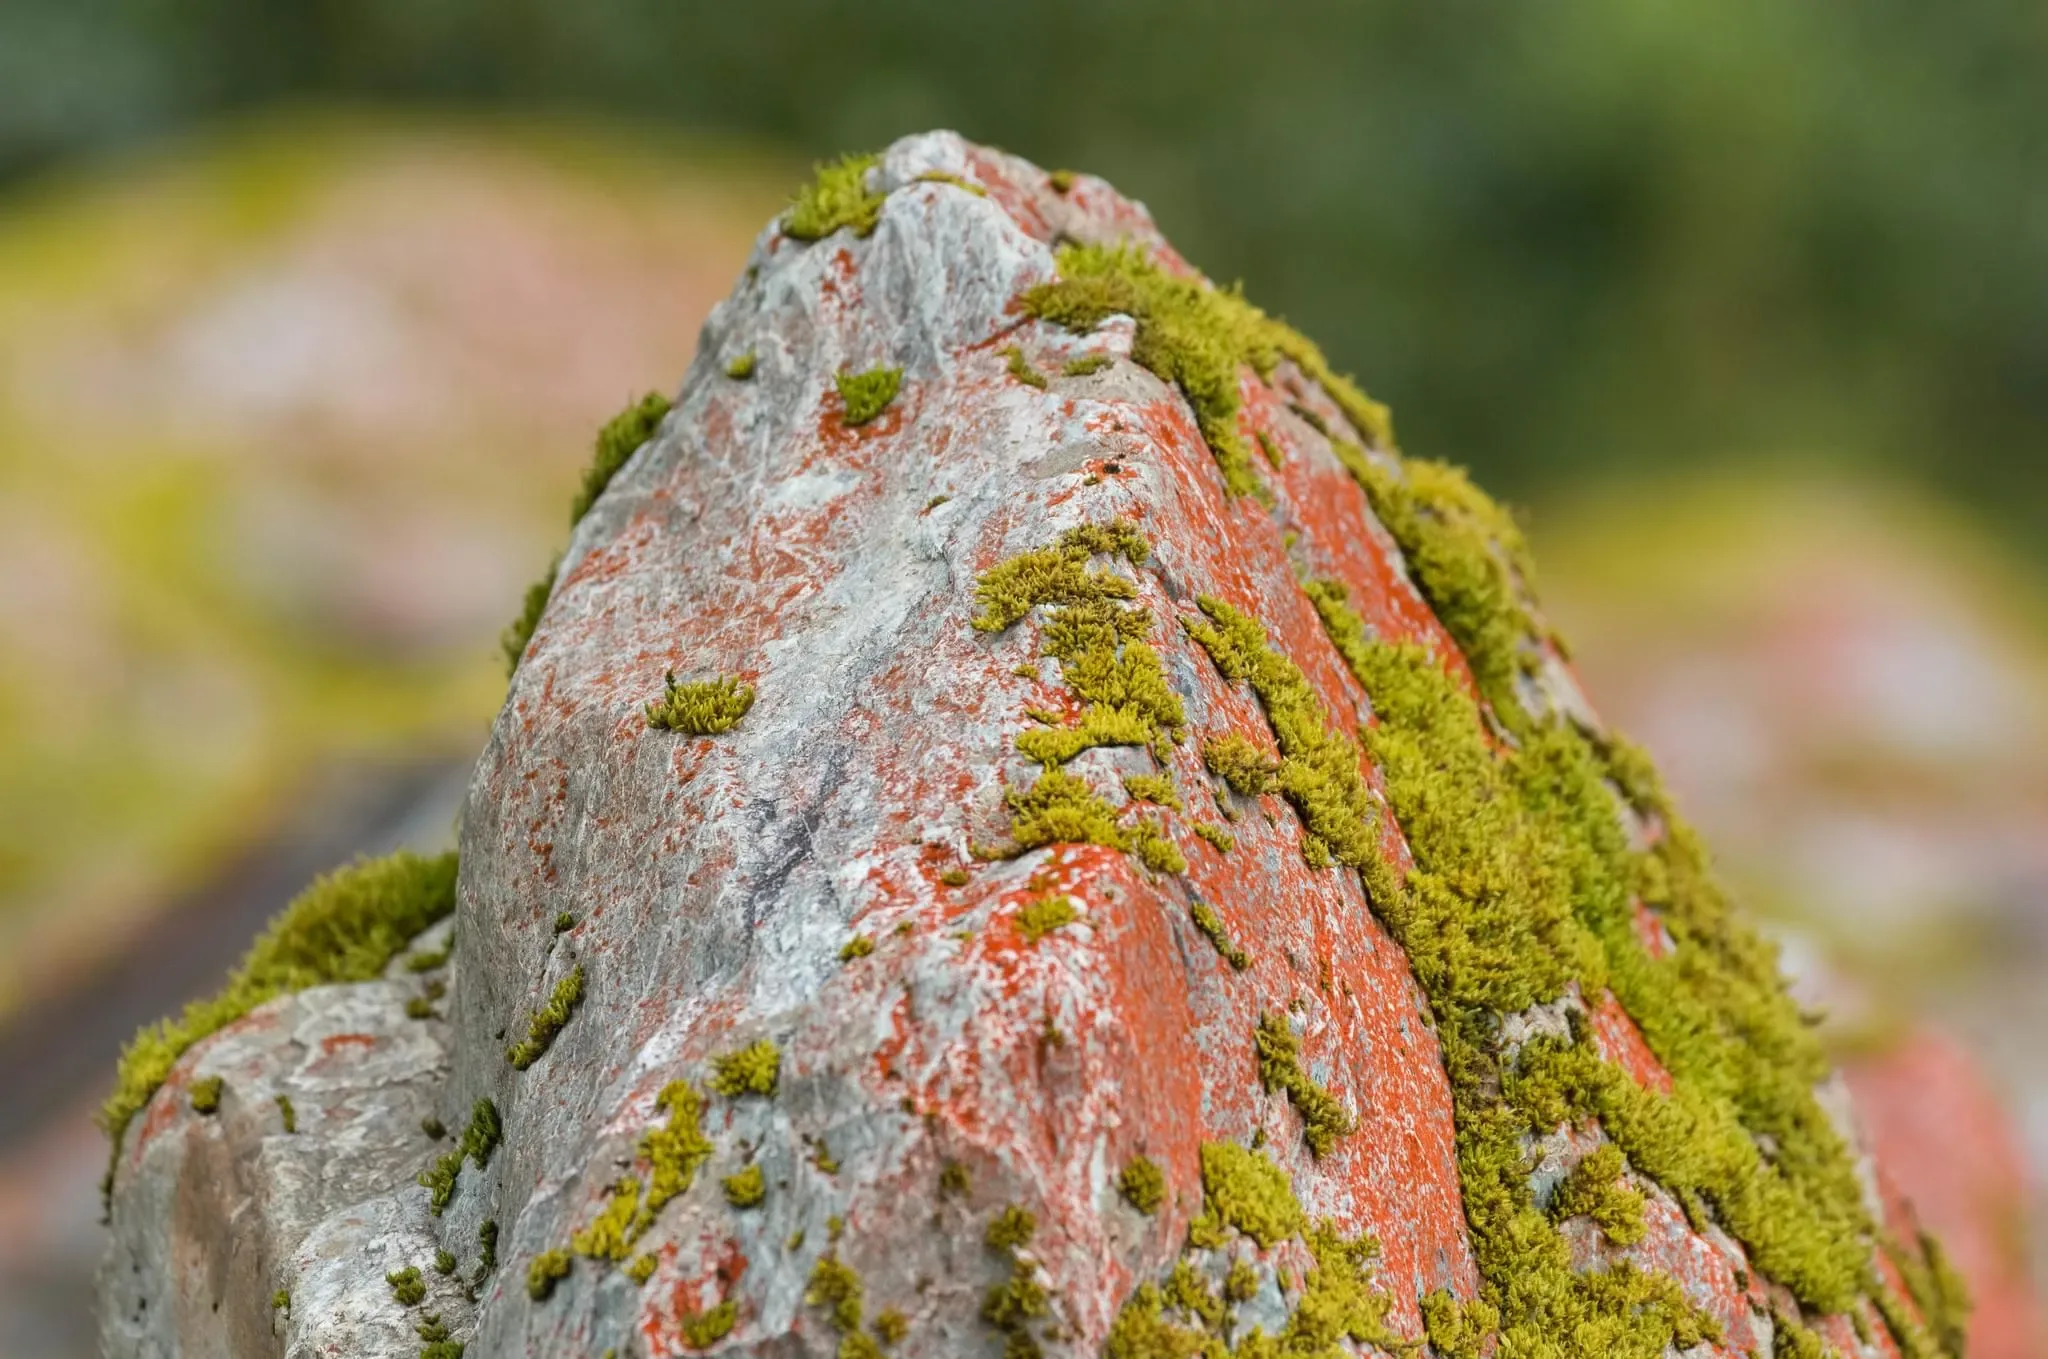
(571, 392, 672, 525)
(726, 350, 757, 380)
(646, 672, 755, 735)
(507, 963, 585, 1070)
(785, 153, 885, 242)
(710, 1039, 781, 1097)
(1019, 244, 1393, 503)
(836, 365, 903, 426)
(1122, 773, 1181, 809)
(722, 1163, 766, 1208)
(501, 557, 557, 676)
(189, 1075, 223, 1115)
(1253, 1013, 1354, 1157)
(1004, 345, 1048, 389)
(1063, 353, 1113, 377)
(101, 850, 458, 1204)
(418, 1097, 500, 1216)
(1549, 1144, 1647, 1247)
(1189, 901, 1249, 970)
(680, 1299, 739, 1348)
(1119, 1156, 1165, 1214)
(527, 1249, 570, 1302)
(1201, 732, 1278, 797)
(1192, 822, 1234, 854)
(1016, 895, 1080, 944)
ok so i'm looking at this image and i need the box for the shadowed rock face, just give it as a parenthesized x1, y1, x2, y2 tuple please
(99, 131, 1976, 1358)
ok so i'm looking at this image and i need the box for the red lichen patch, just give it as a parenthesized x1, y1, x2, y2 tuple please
(1586, 990, 1676, 1096)
(1629, 899, 1675, 959)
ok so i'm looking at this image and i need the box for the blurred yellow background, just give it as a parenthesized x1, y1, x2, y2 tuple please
(0, 3, 2043, 1350)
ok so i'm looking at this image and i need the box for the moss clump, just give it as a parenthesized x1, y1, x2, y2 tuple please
(632, 1081, 715, 1238)
(1019, 244, 1393, 502)
(189, 1075, 223, 1114)
(839, 935, 876, 962)
(101, 850, 458, 1201)
(726, 350, 757, 380)
(553, 911, 575, 934)
(1003, 769, 1185, 875)
(507, 964, 585, 1070)
(387, 1265, 425, 1306)
(1188, 901, 1249, 970)
(405, 938, 454, 972)
(680, 1299, 738, 1348)
(1016, 895, 1079, 944)
(1891, 1231, 1971, 1357)
(981, 1204, 1051, 1355)
(940, 1160, 972, 1196)
(571, 1177, 643, 1261)
(1063, 353, 1114, 377)
(913, 169, 988, 197)
(1121, 773, 1181, 808)
(1192, 823, 1234, 854)
(807, 1254, 866, 1333)
(500, 557, 558, 676)
(1770, 1306, 1828, 1359)
(1004, 345, 1049, 389)
(272, 1288, 289, 1313)
(433, 1249, 457, 1276)
(1201, 733, 1278, 797)
(405, 996, 436, 1020)
(475, 1220, 498, 1278)
(421, 1115, 446, 1140)
(526, 1249, 570, 1302)
(1189, 1142, 1301, 1250)
(971, 521, 1149, 632)
(986, 1204, 1036, 1251)
(836, 365, 903, 426)
(1118, 1156, 1165, 1214)
(571, 392, 673, 525)
(710, 1039, 781, 1097)
(1184, 598, 1378, 871)
(419, 1098, 500, 1216)
(646, 672, 755, 735)
(939, 866, 972, 887)
(1253, 1013, 1354, 1157)
(784, 153, 885, 242)
(872, 1308, 909, 1344)
(722, 1164, 766, 1208)
(1420, 1292, 1501, 1359)
(626, 1253, 657, 1285)
(1047, 169, 1077, 194)
(1549, 1144, 1647, 1247)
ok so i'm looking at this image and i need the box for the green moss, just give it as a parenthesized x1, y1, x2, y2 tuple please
(726, 350, 757, 380)
(1771, 1307, 1828, 1359)
(274, 1093, 296, 1132)
(836, 365, 904, 426)
(635, 1081, 715, 1236)
(101, 850, 458, 1202)
(433, 1248, 457, 1276)
(1020, 244, 1393, 503)
(840, 935, 875, 961)
(571, 1177, 643, 1261)
(189, 1075, 223, 1114)
(1188, 901, 1249, 970)
(1118, 1156, 1165, 1214)
(940, 1160, 972, 1196)
(1254, 430, 1284, 470)
(1891, 1231, 1971, 1357)
(271, 1288, 289, 1313)
(1420, 1292, 1500, 1359)
(1192, 823, 1234, 854)
(971, 521, 1149, 633)
(1189, 1142, 1301, 1249)
(501, 557, 557, 677)
(553, 911, 575, 934)
(1200, 733, 1278, 797)
(1016, 895, 1079, 944)
(626, 1253, 657, 1285)
(1003, 769, 1185, 874)
(710, 1039, 780, 1097)
(913, 170, 988, 197)
(1062, 353, 1113, 377)
(1004, 345, 1048, 389)
(873, 1307, 909, 1344)
(1549, 1144, 1647, 1246)
(722, 1163, 766, 1208)
(785, 153, 885, 242)
(1253, 1013, 1354, 1157)
(1047, 169, 1076, 194)
(405, 938, 454, 972)
(808, 1254, 866, 1332)
(646, 672, 756, 734)
(1122, 772, 1180, 808)
(419, 1098, 499, 1216)
(475, 1220, 498, 1277)
(526, 1249, 570, 1302)
(571, 392, 673, 525)
(680, 1299, 739, 1348)
(506, 964, 585, 1069)
(939, 866, 972, 887)
(981, 1204, 1051, 1353)
(986, 1204, 1037, 1251)
(1184, 598, 1378, 871)
(387, 1265, 425, 1306)
(405, 996, 436, 1020)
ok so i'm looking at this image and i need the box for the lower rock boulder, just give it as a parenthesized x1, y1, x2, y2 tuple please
(101, 131, 1978, 1359)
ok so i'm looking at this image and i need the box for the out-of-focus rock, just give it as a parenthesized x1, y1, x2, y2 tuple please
(100, 132, 2003, 1358)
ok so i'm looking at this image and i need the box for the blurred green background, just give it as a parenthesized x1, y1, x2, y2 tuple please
(0, 3, 2044, 1353)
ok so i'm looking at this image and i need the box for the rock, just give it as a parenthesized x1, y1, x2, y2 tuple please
(100, 131, 1989, 1358)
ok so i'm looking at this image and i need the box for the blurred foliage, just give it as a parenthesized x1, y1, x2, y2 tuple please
(0, 0, 2043, 553)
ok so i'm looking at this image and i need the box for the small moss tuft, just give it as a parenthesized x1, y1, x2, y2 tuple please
(553, 912, 575, 934)
(939, 866, 971, 887)
(274, 1094, 296, 1133)
(420, 1115, 446, 1140)
(1121, 773, 1181, 809)
(940, 1160, 972, 1196)
(1118, 1156, 1165, 1214)
(634, 1081, 715, 1237)
(571, 392, 673, 525)
(1550, 1143, 1647, 1247)
(1047, 169, 1076, 194)
(526, 1249, 570, 1302)
(405, 939, 454, 972)
(432, 1248, 457, 1276)
(680, 1299, 739, 1348)
(1188, 901, 1250, 970)
(726, 350, 757, 380)
(1192, 823, 1234, 854)
(626, 1253, 658, 1285)
(419, 1098, 500, 1216)
(1062, 353, 1113, 377)
(1253, 1012, 1354, 1157)
(1190, 1141, 1301, 1249)
(101, 851, 458, 1203)
(189, 1075, 223, 1115)
(913, 170, 988, 197)
(1004, 345, 1048, 389)
(647, 672, 756, 735)
(571, 1176, 643, 1261)
(836, 365, 904, 426)
(872, 1307, 909, 1344)
(722, 1163, 766, 1208)
(387, 1265, 425, 1306)
(840, 935, 876, 961)
(405, 996, 436, 1020)
(1015, 895, 1080, 944)
(1201, 732, 1279, 797)
(807, 1254, 866, 1332)
(710, 1039, 781, 1097)
(986, 1204, 1037, 1251)
(501, 558, 558, 676)
(507, 965, 585, 1070)
(785, 153, 885, 242)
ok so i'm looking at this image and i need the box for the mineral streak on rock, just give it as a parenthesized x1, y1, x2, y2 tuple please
(98, 131, 1972, 1358)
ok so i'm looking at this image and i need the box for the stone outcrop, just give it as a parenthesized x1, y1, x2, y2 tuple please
(99, 132, 1980, 1358)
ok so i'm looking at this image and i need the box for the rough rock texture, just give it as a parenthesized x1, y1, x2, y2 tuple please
(101, 132, 1992, 1358)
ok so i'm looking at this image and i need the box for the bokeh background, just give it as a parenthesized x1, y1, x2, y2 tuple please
(1, 3, 2044, 1354)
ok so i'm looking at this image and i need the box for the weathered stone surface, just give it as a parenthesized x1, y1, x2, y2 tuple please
(101, 131, 1997, 1358)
